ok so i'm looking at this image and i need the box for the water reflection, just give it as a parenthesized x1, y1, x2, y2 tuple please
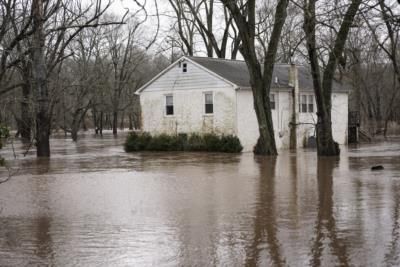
(384, 182, 400, 266)
(245, 156, 286, 266)
(32, 176, 54, 264)
(0, 134, 399, 266)
(34, 216, 53, 262)
(310, 158, 350, 267)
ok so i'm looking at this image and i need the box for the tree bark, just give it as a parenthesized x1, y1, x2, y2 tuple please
(19, 63, 33, 141)
(112, 111, 118, 135)
(128, 114, 133, 130)
(303, 0, 362, 156)
(20, 81, 32, 141)
(119, 111, 125, 130)
(222, 0, 289, 155)
(99, 111, 103, 135)
(32, 0, 50, 157)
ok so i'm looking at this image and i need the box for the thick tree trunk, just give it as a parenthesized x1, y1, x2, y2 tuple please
(104, 113, 109, 129)
(128, 114, 133, 130)
(20, 81, 32, 140)
(71, 127, 78, 142)
(112, 111, 118, 135)
(70, 113, 80, 142)
(252, 81, 277, 155)
(92, 108, 98, 134)
(119, 111, 125, 130)
(303, 0, 361, 156)
(222, 0, 288, 155)
(316, 112, 339, 156)
(32, 0, 50, 157)
(99, 112, 103, 135)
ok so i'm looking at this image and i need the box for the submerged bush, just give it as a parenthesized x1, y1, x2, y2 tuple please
(220, 135, 243, 153)
(124, 132, 151, 152)
(124, 132, 242, 153)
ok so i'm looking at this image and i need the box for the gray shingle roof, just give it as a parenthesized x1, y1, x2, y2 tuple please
(188, 56, 348, 92)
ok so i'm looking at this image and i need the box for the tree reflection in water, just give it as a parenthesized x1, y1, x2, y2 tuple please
(245, 156, 287, 267)
(310, 158, 350, 267)
(384, 182, 400, 266)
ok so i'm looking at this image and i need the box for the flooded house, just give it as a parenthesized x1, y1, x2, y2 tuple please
(136, 56, 349, 152)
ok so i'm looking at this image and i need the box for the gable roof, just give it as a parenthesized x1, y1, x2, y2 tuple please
(137, 56, 349, 93)
(188, 56, 348, 92)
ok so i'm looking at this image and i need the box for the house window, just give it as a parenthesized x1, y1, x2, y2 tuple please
(182, 63, 187, 73)
(308, 95, 314, 113)
(270, 93, 276, 110)
(300, 94, 314, 113)
(166, 95, 174, 115)
(204, 92, 213, 114)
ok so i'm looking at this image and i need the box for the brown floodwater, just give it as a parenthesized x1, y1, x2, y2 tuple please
(0, 132, 399, 266)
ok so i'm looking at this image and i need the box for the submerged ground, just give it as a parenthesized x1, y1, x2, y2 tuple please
(0, 133, 399, 266)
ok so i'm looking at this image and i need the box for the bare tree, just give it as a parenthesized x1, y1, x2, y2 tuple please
(101, 13, 157, 135)
(30, 0, 118, 157)
(221, 0, 289, 155)
(184, 0, 235, 58)
(0, 0, 34, 92)
(303, 0, 362, 156)
(363, 1, 400, 136)
(167, 0, 197, 56)
(167, 0, 240, 59)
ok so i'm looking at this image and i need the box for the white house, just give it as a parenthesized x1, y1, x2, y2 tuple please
(136, 56, 349, 152)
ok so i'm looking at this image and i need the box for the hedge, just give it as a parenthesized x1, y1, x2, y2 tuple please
(124, 132, 243, 153)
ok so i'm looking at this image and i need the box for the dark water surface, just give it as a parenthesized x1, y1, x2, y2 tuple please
(0, 133, 399, 266)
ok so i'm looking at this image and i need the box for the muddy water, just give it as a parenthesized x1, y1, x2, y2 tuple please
(0, 133, 399, 266)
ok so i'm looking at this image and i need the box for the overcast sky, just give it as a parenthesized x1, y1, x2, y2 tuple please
(100, 0, 176, 56)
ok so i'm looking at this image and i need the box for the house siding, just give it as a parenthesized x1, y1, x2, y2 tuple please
(140, 61, 237, 136)
(139, 57, 349, 153)
(236, 89, 293, 152)
(237, 90, 348, 152)
(143, 60, 231, 92)
(296, 92, 348, 146)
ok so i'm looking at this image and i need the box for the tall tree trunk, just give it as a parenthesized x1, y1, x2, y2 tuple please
(99, 111, 103, 135)
(223, 0, 288, 155)
(303, 0, 362, 156)
(252, 80, 277, 155)
(112, 111, 118, 135)
(128, 113, 133, 130)
(32, 0, 50, 157)
(20, 81, 32, 140)
(71, 126, 78, 142)
(93, 108, 98, 134)
(119, 111, 125, 130)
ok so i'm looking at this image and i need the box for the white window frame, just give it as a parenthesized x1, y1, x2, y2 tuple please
(165, 94, 174, 116)
(203, 91, 214, 116)
(308, 95, 314, 113)
(299, 93, 314, 113)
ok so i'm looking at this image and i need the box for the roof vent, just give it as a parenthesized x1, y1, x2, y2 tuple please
(275, 76, 279, 84)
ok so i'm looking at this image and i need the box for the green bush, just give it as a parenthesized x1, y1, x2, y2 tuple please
(147, 133, 177, 151)
(124, 132, 151, 152)
(220, 135, 243, 153)
(187, 133, 205, 151)
(203, 133, 220, 151)
(124, 132, 242, 153)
